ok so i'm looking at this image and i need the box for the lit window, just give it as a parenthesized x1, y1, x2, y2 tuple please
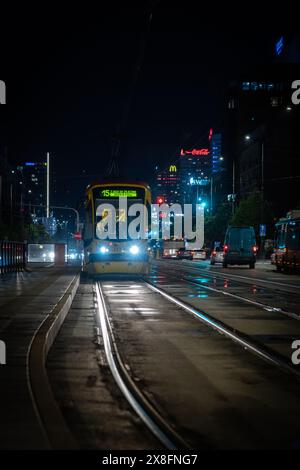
(251, 82, 258, 91)
(270, 96, 279, 107)
(228, 98, 235, 109)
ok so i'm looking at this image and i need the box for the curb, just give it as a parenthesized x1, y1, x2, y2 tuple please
(28, 271, 80, 449)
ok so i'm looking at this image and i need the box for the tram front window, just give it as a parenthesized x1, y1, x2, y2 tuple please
(95, 197, 144, 240)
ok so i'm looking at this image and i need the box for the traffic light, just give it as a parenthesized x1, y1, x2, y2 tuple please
(73, 231, 82, 240)
(156, 196, 164, 204)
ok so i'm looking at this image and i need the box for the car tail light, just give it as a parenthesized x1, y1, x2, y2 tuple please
(212, 251, 216, 256)
(224, 244, 229, 253)
(253, 246, 258, 253)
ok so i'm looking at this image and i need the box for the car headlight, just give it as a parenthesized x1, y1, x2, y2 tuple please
(100, 246, 108, 254)
(130, 245, 140, 255)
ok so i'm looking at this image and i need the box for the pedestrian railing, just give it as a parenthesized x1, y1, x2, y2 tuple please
(0, 241, 26, 274)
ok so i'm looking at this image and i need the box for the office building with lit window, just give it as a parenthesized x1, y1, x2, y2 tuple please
(223, 35, 300, 217)
(179, 148, 211, 205)
(155, 163, 181, 205)
(15, 161, 48, 217)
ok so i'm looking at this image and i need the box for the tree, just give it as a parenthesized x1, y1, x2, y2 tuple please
(204, 203, 232, 246)
(25, 222, 51, 243)
(230, 191, 274, 238)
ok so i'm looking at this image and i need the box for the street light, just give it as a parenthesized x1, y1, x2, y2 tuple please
(245, 135, 251, 141)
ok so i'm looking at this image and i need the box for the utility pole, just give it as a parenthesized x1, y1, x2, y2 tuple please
(0, 175, 2, 225)
(46, 152, 50, 218)
(261, 142, 264, 212)
(210, 176, 213, 214)
(260, 142, 265, 259)
(232, 160, 236, 215)
(10, 183, 13, 229)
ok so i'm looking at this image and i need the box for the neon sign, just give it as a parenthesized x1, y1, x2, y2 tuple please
(190, 177, 210, 186)
(169, 165, 177, 172)
(275, 36, 284, 56)
(181, 149, 210, 156)
(208, 128, 213, 141)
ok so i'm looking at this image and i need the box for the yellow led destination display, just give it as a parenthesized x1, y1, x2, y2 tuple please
(101, 189, 138, 198)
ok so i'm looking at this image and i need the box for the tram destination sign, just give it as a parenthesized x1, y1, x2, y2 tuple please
(100, 189, 138, 198)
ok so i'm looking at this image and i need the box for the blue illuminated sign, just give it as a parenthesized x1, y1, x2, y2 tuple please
(275, 37, 284, 56)
(259, 224, 266, 237)
(25, 162, 36, 166)
(190, 177, 210, 186)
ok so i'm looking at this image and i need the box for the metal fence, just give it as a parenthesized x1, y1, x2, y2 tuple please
(0, 241, 26, 274)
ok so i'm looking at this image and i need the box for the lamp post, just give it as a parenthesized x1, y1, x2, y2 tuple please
(260, 141, 265, 259)
(46, 152, 50, 218)
(232, 160, 236, 215)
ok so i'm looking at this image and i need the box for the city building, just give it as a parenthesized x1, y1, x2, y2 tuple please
(179, 147, 211, 206)
(15, 161, 48, 217)
(154, 138, 225, 213)
(209, 131, 227, 212)
(155, 163, 181, 205)
(210, 133, 222, 175)
(223, 35, 300, 218)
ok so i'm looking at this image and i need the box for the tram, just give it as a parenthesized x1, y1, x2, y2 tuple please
(82, 179, 151, 276)
(274, 210, 300, 272)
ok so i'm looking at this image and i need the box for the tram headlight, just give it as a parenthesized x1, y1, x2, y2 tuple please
(129, 245, 140, 255)
(100, 246, 108, 254)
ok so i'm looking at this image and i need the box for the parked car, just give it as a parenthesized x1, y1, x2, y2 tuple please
(223, 226, 257, 269)
(193, 249, 207, 260)
(177, 248, 193, 260)
(210, 246, 224, 265)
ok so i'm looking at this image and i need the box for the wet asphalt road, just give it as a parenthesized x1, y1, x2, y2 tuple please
(151, 259, 300, 361)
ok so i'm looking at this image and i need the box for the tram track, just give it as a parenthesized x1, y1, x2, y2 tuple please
(94, 275, 300, 450)
(144, 280, 300, 379)
(148, 264, 300, 375)
(157, 259, 300, 292)
(94, 281, 190, 450)
(154, 259, 300, 319)
(183, 277, 300, 321)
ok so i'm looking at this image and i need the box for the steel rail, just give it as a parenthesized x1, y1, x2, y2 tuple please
(95, 281, 190, 450)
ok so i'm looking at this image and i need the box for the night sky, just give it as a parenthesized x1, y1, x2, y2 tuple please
(1, 4, 292, 208)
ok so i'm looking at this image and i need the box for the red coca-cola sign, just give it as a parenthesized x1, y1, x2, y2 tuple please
(181, 148, 210, 156)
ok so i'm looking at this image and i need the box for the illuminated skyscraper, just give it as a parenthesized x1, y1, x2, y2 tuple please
(179, 148, 211, 204)
(155, 164, 181, 205)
